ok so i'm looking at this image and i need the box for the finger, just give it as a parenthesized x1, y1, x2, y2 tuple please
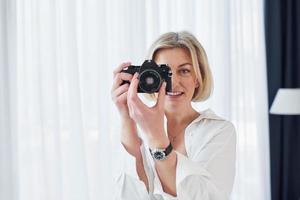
(112, 83, 129, 98)
(156, 81, 166, 109)
(113, 62, 132, 77)
(111, 73, 133, 91)
(116, 91, 128, 105)
(127, 72, 139, 97)
(127, 72, 144, 107)
(129, 72, 139, 93)
(113, 91, 129, 109)
(127, 93, 145, 119)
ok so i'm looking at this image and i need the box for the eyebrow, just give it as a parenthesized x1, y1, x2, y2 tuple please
(177, 63, 192, 68)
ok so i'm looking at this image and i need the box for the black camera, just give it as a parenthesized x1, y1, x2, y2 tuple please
(121, 60, 172, 93)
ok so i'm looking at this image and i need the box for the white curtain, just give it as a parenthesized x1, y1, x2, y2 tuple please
(0, 0, 270, 200)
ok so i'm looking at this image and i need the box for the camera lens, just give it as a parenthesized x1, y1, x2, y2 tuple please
(139, 69, 161, 93)
(145, 77, 155, 85)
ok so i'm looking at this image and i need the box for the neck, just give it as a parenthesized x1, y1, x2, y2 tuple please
(165, 105, 199, 128)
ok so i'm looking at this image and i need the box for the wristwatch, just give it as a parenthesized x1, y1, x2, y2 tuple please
(149, 142, 173, 160)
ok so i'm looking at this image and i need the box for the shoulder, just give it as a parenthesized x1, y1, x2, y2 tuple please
(189, 109, 236, 135)
(186, 109, 236, 148)
(185, 109, 236, 160)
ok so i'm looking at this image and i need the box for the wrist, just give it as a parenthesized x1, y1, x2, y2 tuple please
(148, 133, 170, 149)
(149, 140, 173, 161)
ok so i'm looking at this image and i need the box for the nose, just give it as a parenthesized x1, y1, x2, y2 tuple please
(171, 73, 180, 88)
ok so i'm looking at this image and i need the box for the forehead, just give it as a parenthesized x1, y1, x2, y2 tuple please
(154, 48, 192, 67)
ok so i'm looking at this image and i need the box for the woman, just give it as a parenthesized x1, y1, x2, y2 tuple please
(111, 31, 236, 200)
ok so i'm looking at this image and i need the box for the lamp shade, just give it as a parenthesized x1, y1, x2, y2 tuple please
(270, 88, 300, 115)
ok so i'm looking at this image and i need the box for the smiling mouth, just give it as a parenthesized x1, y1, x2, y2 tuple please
(167, 91, 184, 96)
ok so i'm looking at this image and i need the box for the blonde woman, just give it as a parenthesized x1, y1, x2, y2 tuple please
(111, 31, 236, 200)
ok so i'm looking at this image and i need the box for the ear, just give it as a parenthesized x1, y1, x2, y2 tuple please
(195, 79, 200, 88)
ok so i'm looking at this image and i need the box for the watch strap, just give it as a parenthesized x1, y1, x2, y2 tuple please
(164, 142, 173, 156)
(149, 142, 173, 160)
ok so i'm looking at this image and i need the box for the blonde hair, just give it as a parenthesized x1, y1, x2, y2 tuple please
(146, 31, 213, 102)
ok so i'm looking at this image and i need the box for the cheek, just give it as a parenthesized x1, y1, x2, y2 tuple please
(184, 80, 198, 93)
(187, 78, 198, 87)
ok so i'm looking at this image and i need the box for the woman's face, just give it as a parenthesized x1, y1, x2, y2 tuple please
(155, 47, 199, 112)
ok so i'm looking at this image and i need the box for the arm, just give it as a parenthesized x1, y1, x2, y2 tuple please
(125, 73, 178, 196)
(120, 117, 149, 191)
(153, 122, 236, 199)
(111, 62, 150, 193)
(148, 135, 177, 196)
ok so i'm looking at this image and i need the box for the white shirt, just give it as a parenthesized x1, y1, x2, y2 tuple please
(114, 109, 236, 200)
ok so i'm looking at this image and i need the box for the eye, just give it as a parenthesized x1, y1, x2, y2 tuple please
(179, 68, 191, 75)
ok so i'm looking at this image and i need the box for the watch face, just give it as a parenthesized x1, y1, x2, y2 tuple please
(153, 151, 166, 160)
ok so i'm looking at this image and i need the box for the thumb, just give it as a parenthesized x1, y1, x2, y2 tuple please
(156, 81, 166, 109)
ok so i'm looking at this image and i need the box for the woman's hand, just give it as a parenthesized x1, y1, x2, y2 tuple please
(111, 62, 142, 155)
(127, 73, 169, 147)
(111, 62, 134, 119)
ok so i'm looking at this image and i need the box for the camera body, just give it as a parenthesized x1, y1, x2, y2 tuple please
(121, 60, 172, 93)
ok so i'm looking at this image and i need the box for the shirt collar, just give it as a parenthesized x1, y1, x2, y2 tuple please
(163, 109, 224, 134)
(189, 109, 225, 124)
(183, 109, 225, 137)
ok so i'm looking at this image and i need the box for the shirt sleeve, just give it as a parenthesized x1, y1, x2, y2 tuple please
(152, 121, 236, 200)
(176, 122, 236, 199)
(113, 141, 152, 200)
